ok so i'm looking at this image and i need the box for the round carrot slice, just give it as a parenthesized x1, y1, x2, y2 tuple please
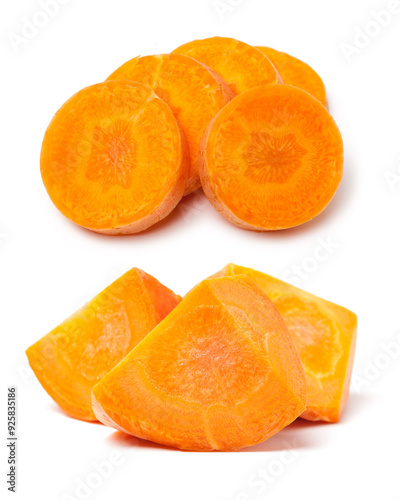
(199, 85, 343, 231)
(256, 46, 327, 107)
(41, 80, 188, 234)
(173, 36, 282, 95)
(107, 53, 233, 195)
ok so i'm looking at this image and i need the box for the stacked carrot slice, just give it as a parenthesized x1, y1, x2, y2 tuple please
(40, 36, 343, 234)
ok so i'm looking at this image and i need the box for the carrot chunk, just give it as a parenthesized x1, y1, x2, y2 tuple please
(92, 275, 306, 450)
(26, 268, 180, 421)
(212, 264, 357, 423)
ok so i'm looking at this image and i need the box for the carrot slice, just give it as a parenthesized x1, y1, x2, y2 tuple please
(256, 46, 327, 107)
(199, 85, 343, 231)
(26, 268, 180, 421)
(211, 264, 357, 423)
(107, 54, 233, 195)
(40, 81, 188, 234)
(92, 275, 306, 451)
(173, 36, 282, 95)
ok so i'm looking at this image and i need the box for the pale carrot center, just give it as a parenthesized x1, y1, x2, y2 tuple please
(85, 120, 136, 190)
(242, 131, 306, 184)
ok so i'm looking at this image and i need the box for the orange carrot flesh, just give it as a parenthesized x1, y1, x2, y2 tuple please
(107, 53, 233, 195)
(92, 276, 306, 450)
(199, 84, 343, 231)
(41, 80, 188, 234)
(173, 36, 282, 95)
(256, 46, 327, 107)
(211, 264, 357, 423)
(26, 268, 181, 421)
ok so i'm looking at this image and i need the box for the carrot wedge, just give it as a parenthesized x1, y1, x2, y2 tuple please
(211, 264, 357, 423)
(26, 268, 180, 421)
(92, 276, 306, 450)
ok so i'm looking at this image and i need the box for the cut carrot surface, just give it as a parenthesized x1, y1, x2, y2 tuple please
(256, 46, 327, 107)
(211, 264, 357, 422)
(41, 80, 188, 234)
(39, 38, 343, 235)
(92, 275, 306, 451)
(199, 84, 343, 231)
(26, 268, 180, 421)
(173, 36, 282, 95)
(107, 53, 233, 195)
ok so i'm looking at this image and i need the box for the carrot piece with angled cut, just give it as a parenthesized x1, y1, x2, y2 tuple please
(26, 268, 181, 421)
(92, 275, 306, 451)
(199, 84, 343, 231)
(211, 264, 357, 423)
(173, 36, 282, 95)
(107, 53, 233, 195)
(256, 46, 328, 107)
(40, 80, 188, 234)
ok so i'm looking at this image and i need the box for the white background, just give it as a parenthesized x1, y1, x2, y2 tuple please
(1, 0, 400, 499)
